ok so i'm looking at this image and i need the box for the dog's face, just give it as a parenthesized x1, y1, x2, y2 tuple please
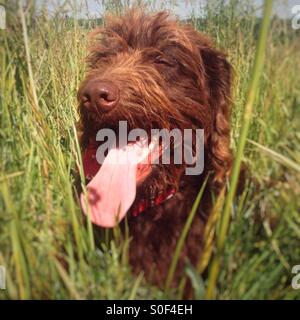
(77, 10, 232, 227)
(79, 12, 209, 131)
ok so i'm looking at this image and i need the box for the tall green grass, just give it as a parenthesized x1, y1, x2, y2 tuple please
(0, 0, 300, 299)
(206, 0, 274, 299)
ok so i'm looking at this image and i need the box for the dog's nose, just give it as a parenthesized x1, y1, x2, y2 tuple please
(81, 80, 119, 112)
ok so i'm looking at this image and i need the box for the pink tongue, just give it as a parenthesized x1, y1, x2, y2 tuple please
(80, 146, 140, 228)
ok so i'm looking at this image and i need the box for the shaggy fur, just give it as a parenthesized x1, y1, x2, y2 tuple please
(77, 9, 232, 287)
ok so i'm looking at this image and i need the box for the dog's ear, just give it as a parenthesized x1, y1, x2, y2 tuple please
(200, 44, 233, 188)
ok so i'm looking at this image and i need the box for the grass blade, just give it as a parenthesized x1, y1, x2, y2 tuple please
(165, 175, 209, 290)
(206, 0, 274, 299)
(248, 139, 300, 173)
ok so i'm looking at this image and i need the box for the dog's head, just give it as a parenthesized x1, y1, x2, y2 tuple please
(77, 10, 232, 227)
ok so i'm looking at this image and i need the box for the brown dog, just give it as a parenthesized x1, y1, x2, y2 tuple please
(77, 9, 232, 287)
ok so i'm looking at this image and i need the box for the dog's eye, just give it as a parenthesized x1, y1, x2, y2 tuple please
(154, 56, 175, 67)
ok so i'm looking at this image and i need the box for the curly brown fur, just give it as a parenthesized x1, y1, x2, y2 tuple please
(77, 9, 232, 287)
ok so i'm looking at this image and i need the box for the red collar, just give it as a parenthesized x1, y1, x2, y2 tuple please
(131, 188, 176, 217)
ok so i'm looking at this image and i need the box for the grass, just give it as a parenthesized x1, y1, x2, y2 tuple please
(0, 0, 300, 299)
(206, 0, 274, 299)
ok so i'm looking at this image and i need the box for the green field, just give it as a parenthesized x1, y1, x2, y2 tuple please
(0, 0, 300, 299)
